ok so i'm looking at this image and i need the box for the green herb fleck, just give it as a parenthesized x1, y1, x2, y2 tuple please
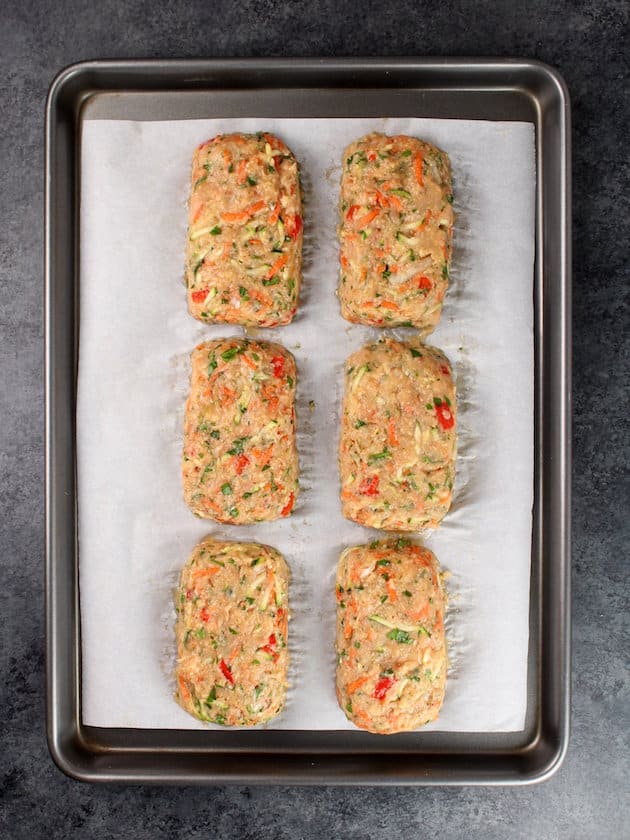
(368, 449, 391, 465)
(386, 628, 413, 644)
(227, 437, 250, 455)
(221, 483, 232, 495)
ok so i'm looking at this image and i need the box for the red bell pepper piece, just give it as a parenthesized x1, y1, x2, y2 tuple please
(358, 475, 379, 496)
(280, 492, 294, 517)
(271, 355, 285, 378)
(234, 454, 250, 475)
(435, 402, 454, 430)
(219, 659, 234, 685)
(372, 676, 395, 700)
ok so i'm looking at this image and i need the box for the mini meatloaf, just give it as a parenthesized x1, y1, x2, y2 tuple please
(338, 133, 453, 333)
(336, 539, 447, 734)
(175, 538, 290, 726)
(185, 132, 303, 327)
(339, 339, 456, 531)
(182, 338, 299, 523)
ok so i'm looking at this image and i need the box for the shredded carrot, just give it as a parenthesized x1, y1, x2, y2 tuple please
(236, 159, 247, 183)
(268, 201, 280, 224)
(220, 385, 237, 404)
(191, 202, 204, 224)
(354, 709, 371, 727)
(372, 189, 389, 208)
(251, 445, 274, 466)
(354, 208, 380, 228)
(267, 254, 288, 279)
(387, 418, 399, 447)
(202, 498, 224, 517)
(221, 200, 265, 223)
(418, 209, 432, 231)
(178, 675, 191, 703)
(385, 577, 397, 603)
(249, 288, 272, 306)
(409, 603, 431, 622)
(192, 567, 220, 581)
(414, 151, 424, 187)
(388, 193, 403, 212)
(340, 255, 349, 271)
(240, 353, 257, 370)
(346, 676, 369, 695)
(379, 300, 399, 311)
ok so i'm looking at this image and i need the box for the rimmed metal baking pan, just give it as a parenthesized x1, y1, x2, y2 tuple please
(45, 57, 571, 785)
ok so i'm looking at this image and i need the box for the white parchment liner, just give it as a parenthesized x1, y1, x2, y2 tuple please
(78, 117, 534, 731)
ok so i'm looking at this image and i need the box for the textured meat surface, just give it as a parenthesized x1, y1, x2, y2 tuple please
(175, 538, 290, 726)
(339, 339, 456, 531)
(336, 539, 447, 734)
(183, 338, 299, 523)
(185, 132, 302, 327)
(338, 133, 453, 333)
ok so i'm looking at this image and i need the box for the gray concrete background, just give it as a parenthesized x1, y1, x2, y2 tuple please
(1, 1, 628, 837)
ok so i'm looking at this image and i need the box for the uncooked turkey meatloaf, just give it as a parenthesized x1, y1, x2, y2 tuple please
(182, 337, 299, 524)
(175, 537, 290, 726)
(339, 338, 456, 531)
(335, 539, 447, 734)
(338, 132, 453, 334)
(185, 132, 303, 327)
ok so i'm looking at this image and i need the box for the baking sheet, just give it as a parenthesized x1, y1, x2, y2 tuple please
(78, 117, 535, 732)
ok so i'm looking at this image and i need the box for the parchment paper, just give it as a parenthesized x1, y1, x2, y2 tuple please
(78, 117, 535, 731)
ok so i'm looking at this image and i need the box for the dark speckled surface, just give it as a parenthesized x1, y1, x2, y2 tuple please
(1, 1, 629, 837)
